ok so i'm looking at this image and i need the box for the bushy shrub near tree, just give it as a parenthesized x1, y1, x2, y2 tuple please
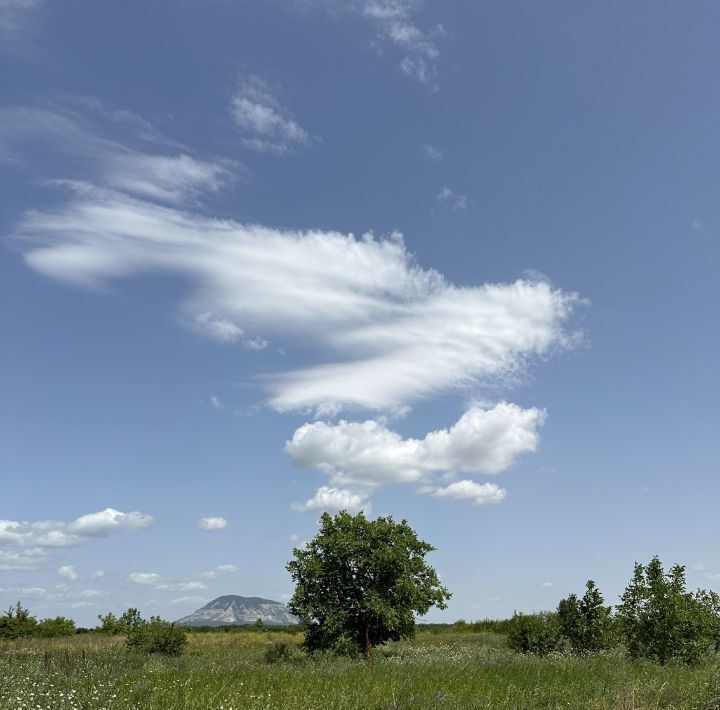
(125, 615, 187, 656)
(617, 556, 720, 665)
(35, 616, 76, 638)
(557, 580, 613, 653)
(287, 511, 451, 661)
(0, 603, 37, 639)
(97, 608, 144, 635)
(507, 612, 561, 655)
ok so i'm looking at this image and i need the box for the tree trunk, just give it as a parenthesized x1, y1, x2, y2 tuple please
(363, 624, 373, 664)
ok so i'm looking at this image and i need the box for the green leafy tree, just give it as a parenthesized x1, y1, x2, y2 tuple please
(617, 556, 719, 664)
(287, 511, 451, 661)
(558, 580, 613, 653)
(0, 602, 38, 639)
(507, 612, 561, 655)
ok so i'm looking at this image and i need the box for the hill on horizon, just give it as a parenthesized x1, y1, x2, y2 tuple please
(175, 594, 299, 627)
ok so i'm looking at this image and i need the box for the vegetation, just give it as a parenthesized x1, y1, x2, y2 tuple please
(557, 580, 614, 653)
(0, 602, 75, 639)
(2, 628, 720, 709)
(507, 611, 561, 655)
(125, 615, 187, 657)
(287, 511, 451, 661)
(617, 556, 720, 664)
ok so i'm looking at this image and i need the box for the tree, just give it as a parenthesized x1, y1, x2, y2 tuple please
(557, 580, 613, 653)
(286, 510, 451, 661)
(125, 615, 187, 656)
(617, 556, 719, 664)
(0, 602, 37, 639)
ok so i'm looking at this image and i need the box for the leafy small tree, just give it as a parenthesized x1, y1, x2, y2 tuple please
(125, 615, 187, 656)
(557, 580, 613, 653)
(507, 612, 561, 655)
(287, 511, 451, 661)
(35, 616, 76, 638)
(0, 602, 38, 639)
(617, 556, 719, 664)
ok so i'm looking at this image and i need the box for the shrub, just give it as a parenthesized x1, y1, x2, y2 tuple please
(557, 580, 614, 653)
(617, 556, 720, 664)
(264, 640, 294, 664)
(35, 616, 76, 638)
(0, 603, 37, 639)
(125, 616, 187, 656)
(507, 612, 561, 655)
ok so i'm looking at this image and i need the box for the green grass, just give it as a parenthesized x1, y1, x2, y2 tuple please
(2, 630, 719, 709)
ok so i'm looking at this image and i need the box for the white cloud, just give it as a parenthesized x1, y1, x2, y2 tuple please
(430, 480, 506, 506)
(291, 486, 370, 515)
(210, 395, 225, 410)
(541, 581, 553, 587)
(198, 517, 228, 530)
(437, 187, 467, 212)
(0, 508, 153, 549)
(58, 565, 78, 580)
(231, 75, 310, 154)
(14, 180, 581, 413)
(0, 102, 235, 206)
(79, 589, 104, 598)
(129, 572, 208, 591)
(287, 403, 544, 487)
(194, 312, 269, 350)
(200, 564, 238, 579)
(422, 143, 443, 162)
(0, 548, 47, 571)
(0, 0, 40, 51)
(91, 570, 105, 579)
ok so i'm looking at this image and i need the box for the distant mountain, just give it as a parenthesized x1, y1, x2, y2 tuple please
(176, 595, 299, 627)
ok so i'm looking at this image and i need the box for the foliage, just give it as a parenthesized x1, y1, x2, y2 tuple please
(125, 615, 187, 656)
(616, 556, 720, 664)
(97, 608, 145, 635)
(557, 580, 614, 653)
(507, 612, 561, 656)
(263, 639, 294, 663)
(0, 602, 37, 639)
(287, 510, 451, 660)
(35, 616, 76, 638)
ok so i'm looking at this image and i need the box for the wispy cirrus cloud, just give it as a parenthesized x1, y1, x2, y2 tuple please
(231, 74, 311, 155)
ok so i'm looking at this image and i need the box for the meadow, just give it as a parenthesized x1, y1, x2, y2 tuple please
(2, 628, 719, 710)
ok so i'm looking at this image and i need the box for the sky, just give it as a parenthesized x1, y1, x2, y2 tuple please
(1, 0, 719, 628)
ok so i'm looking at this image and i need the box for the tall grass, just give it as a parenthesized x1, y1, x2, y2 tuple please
(1, 630, 719, 709)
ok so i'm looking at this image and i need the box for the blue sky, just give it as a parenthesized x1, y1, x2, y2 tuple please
(1, 0, 718, 627)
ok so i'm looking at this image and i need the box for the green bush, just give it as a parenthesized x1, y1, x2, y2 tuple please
(617, 556, 720, 665)
(557, 580, 614, 654)
(125, 616, 187, 656)
(264, 640, 294, 663)
(35, 616, 76, 638)
(507, 612, 561, 656)
(0, 603, 37, 639)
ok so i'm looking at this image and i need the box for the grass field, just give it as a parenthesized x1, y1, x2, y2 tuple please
(2, 629, 720, 710)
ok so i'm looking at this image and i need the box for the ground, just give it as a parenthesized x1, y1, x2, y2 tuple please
(1, 629, 719, 709)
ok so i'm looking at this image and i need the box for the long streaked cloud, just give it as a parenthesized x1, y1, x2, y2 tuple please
(129, 572, 208, 591)
(0, 508, 153, 549)
(231, 74, 310, 154)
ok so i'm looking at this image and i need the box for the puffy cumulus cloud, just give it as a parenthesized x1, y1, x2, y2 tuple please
(13, 184, 580, 412)
(231, 74, 310, 154)
(429, 480, 506, 506)
(129, 572, 208, 591)
(198, 517, 228, 530)
(286, 403, 545, 487)
(290, 486, 370, 515)
(0, 508, 153, 549)
(57, 565, 78, 580)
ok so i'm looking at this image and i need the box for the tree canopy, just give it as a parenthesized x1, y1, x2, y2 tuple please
(287, 510, 451, 660)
